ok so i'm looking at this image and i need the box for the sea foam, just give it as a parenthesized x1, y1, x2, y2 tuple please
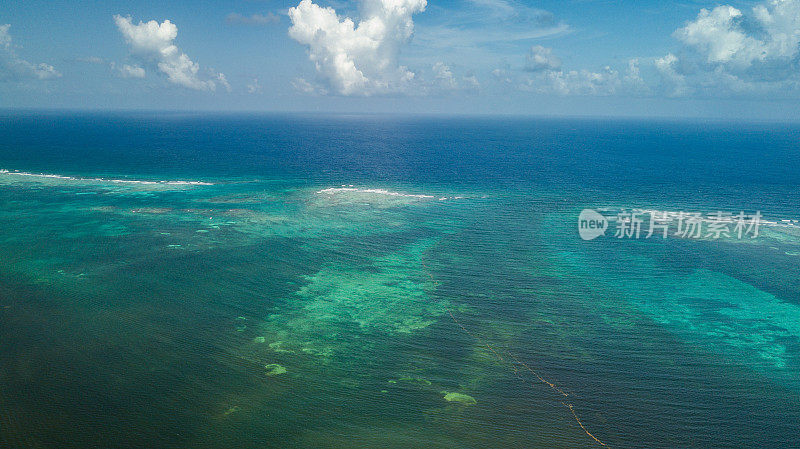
(0, 169, 213, 186)
(315, 186, 435, 199)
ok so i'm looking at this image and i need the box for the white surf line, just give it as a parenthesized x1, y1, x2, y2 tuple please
(0, 169, 213, 186)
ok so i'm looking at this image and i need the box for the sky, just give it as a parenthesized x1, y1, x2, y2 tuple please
(2, 0, 800, 119)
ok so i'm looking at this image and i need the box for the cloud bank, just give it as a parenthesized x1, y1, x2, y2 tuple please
(517, 45, 643, 96)
(676, 1, 800, 71)
(114, 15, 226, 91)
(503, 0, 800, 98)
(0, 24, 60, 82)
(288, 0, 427, 95)
(663, 0, 800, 96)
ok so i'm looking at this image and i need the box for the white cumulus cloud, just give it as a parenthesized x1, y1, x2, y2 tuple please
(505, 0, 800, 99)
(675, 6, 764, 68)
(463, 74, 480, 89)
(291, 77, 328, 95)
(517, 47, 643, 96)
(535, 67, 623, 95)
(668, 0, 800, 94)
(247, 77, 262, 94)
(432, 62, 457, 89)
(428, 62, 480, 92)
(525, 45, 561, 72)
(114, 15, 226, 91)
(0, 24, 60, 82)
(215, 72, 231, 92)
(288, 0, 427, 96)
(654, 53, 691, 97)
(119, 63, 146, 78)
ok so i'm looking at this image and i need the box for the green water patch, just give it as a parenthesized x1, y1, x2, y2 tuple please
(255, 238, 451, 360)
(633, 268, 798, 369)
(442, 391, 477, 404)
(264, 363, 287, 376)
(541, 208, 800, 388)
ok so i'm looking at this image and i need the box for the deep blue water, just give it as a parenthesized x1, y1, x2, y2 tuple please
(0, 112, 798, 448)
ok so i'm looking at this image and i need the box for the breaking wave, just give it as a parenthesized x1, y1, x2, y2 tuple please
(315, 186, 435, 199)
(0, 169, 213, 186)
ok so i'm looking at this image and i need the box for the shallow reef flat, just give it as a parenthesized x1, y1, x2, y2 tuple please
(2, 166, 800, 449)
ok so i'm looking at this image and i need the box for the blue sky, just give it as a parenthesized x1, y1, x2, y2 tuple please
(2, 0, 800, 119)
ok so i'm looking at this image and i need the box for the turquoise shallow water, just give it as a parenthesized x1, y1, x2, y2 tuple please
(0, 113, 799, 448)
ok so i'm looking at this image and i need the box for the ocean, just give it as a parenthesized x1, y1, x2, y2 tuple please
(0, 111, 798, 448)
